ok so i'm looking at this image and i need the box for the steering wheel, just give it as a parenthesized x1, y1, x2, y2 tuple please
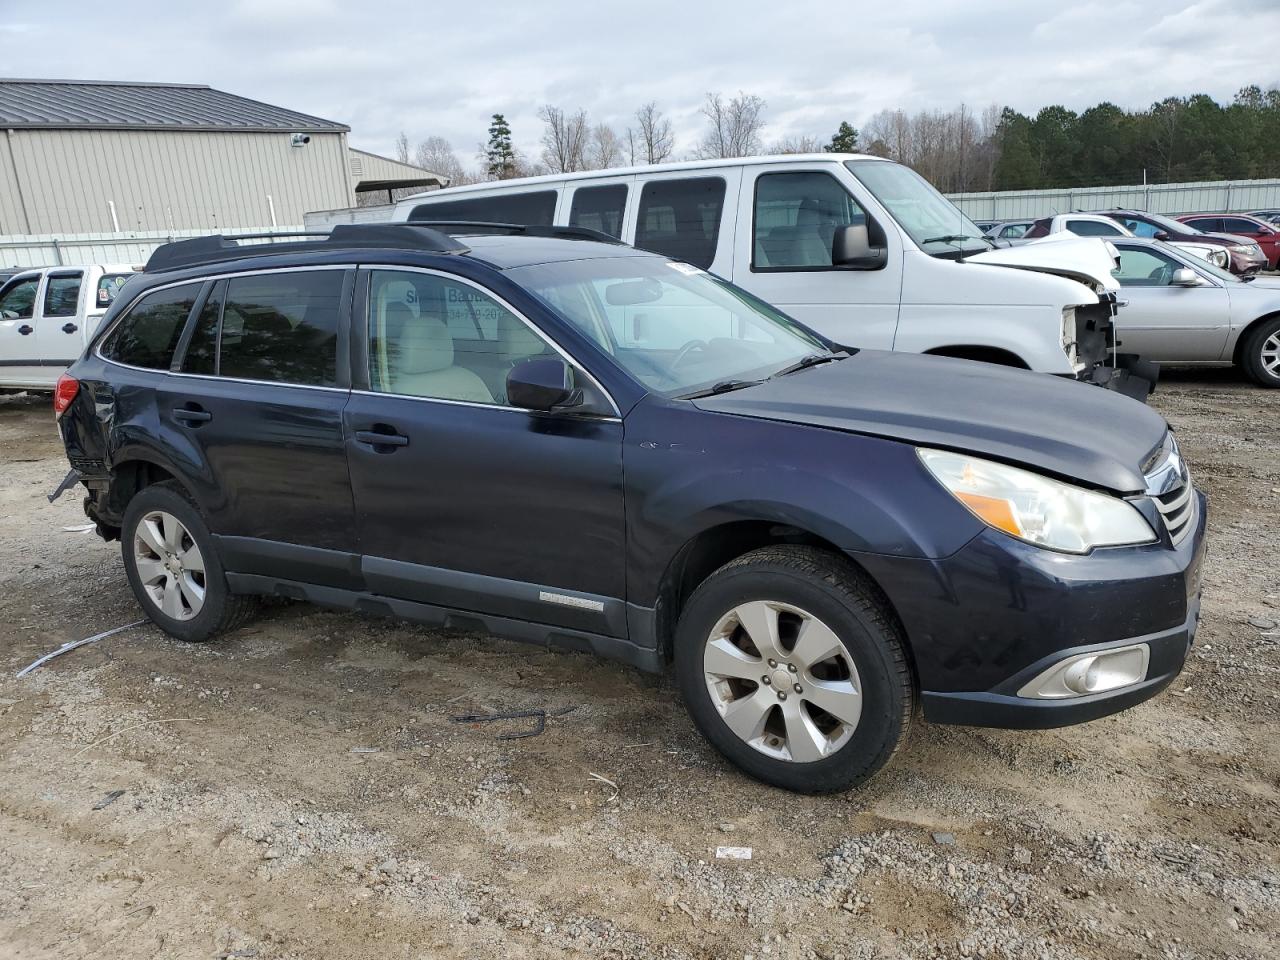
(671, 339, 709, 368)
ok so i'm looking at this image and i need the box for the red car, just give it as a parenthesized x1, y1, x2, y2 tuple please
(1178, 213, 1280, 270)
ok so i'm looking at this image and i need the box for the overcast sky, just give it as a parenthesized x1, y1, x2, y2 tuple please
(4, 0, 1278, 169)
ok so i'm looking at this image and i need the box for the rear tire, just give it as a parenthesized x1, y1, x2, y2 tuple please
(1240, 317, 1280, 387)
(121, 482, 256, 642)
(674, 546, 913, 793)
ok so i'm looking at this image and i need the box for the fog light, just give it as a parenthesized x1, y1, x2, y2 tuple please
(1017, 644, 1150, 700)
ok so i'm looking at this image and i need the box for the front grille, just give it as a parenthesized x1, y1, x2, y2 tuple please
(1145, 434, 1196, 545)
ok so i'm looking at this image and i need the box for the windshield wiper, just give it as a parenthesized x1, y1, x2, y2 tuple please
(680, 379, 765, 399)
(921, 233, 979, 245)
(770, 354, 841, 378)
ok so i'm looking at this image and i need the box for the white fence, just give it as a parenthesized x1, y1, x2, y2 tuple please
(946, 178, 1280, 221)
(0, 226, 301, 269)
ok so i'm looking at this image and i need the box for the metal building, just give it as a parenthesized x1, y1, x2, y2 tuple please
(0, 78, 442, 236)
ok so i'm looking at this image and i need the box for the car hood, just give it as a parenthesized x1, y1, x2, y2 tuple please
(963, 234, 1121, 292)
(692, 351, 1169, 493)
(1203, 232, 1257, 247)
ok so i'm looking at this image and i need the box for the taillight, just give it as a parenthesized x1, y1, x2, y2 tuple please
(53, 373, 80, 418)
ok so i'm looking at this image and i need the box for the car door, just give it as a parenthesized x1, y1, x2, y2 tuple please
(36, 270, 87, 376)
(1111, 244, 1230, 361)
(732, 165, 901, 350)
(162, 267, 361, 586)
(343, 266, 627, 638)
(0, 273, 45, 378)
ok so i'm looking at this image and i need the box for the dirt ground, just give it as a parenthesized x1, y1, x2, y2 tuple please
(0, 370, 1277, 960)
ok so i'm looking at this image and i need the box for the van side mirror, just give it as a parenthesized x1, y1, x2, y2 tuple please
(1170, 267, 1202, 287)
(832, 224, 887, 270)
(506, 356, 582, 412)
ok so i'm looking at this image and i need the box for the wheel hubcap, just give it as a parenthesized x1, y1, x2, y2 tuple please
(1262, 332, 1280, 378)
(132, 510, 206, 621)
(702, 601, 862, 763)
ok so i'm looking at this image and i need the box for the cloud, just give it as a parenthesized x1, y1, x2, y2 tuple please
(3, 0, 1277, 171)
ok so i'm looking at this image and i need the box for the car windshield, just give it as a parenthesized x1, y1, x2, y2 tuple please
(509, 256, 834, 398)
(844, 159, 989, 256)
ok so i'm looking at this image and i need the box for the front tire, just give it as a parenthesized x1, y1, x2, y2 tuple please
(1240, 317, 1280, 387)
(674, 546, 913, 793)
(121, 482, 256, 642)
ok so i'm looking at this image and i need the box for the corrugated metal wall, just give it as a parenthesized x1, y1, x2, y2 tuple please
(0, 128, 354, 234)
(947, 178, 1280, 220)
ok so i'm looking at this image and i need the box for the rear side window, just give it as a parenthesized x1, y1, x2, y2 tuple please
(97, 273, 132, 308)
(43, 272, 83, 317)
(101, 283, 201, 370)
(1066, 219, 1124, 237)
(217, 271, 343, 387)
(635, 177, 726, 269)
(181, 280, 223, 376)
(569, 184, 627, 238)
(0, 276, 39, 319)
(408, 190, 558, 226)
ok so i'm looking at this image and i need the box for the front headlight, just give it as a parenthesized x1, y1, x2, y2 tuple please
(1230, 244, 1255, 256)
(1211, 249, 1229, 268)
(918, 449, 1157, 553)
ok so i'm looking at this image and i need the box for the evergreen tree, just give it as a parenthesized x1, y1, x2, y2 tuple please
(485, 114, 517, 180)
(825, 121, 859, 153)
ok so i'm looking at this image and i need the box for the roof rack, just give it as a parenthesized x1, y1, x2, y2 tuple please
(405, 220, 626, 245)
(144, 223, 471, 273)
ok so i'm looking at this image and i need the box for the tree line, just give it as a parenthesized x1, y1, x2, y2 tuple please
(389, 85, 1280, 194)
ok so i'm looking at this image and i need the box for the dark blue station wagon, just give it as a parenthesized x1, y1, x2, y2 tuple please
(54, 223, 1207, 793)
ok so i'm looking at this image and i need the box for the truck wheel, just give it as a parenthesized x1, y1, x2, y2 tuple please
(1241, 317, 1280, 387)
(674, 546, 913, 793)
(121, 482, 256, 642)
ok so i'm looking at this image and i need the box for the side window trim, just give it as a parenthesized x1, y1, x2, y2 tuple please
(749, 169, 870, 273)
(169, 279, 217, 372)
(354, 264, 620, 418)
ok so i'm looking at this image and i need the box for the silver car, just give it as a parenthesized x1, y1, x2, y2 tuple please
(1109, 237, 1280, 387)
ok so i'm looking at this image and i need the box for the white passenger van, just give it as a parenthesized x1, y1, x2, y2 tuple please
(0, 264, 136, 391)
(392, 154, 1148, 394)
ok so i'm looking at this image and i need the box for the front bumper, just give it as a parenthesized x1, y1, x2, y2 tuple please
(854, 490, 1207, 730)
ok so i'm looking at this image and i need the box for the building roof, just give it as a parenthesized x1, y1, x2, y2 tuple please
(0, 78, 349, 133)
(349, 148, 446, 192)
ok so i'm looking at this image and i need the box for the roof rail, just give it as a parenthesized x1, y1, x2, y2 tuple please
(144, 223, 471, 273)
(405, 220, 626, 245)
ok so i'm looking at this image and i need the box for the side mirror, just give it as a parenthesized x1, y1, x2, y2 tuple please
(832, 224, 887, 270)
(1171, 267, 1202, 287)
(1154, 231, 1170, 241)
(506, 356, 581, 412)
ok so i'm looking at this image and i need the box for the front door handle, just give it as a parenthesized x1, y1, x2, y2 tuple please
(62, 322, 78, 334)
(172, 407, 213, 424)
(354, 429, 409, 449)
(18, 324, 33, 335)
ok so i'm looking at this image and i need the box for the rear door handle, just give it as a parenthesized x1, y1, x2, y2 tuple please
(62, 322, 78, 334)
(18, 324, 33, 335)
(172, 407, 213, 424)
(354, 429, 409, 448)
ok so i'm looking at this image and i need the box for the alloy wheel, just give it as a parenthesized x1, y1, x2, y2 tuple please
(132, 510, 206, 621)
(702, 601, 862, 762)
(1262, 331, 1280, 379)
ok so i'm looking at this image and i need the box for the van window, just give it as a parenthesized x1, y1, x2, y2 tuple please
(43, 272, 83, 317)
(408, 191, 558, 227)
(635, 177, 726, 269)
(753, 172, 868, 269)
(100, 283, 201, 370)
(569, 184, 627, 239)
(218, 271, 344, 387)
(0, 276, 39, 320)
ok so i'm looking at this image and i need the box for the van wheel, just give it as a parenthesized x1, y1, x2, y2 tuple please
(121, 482, 256, 642)
(1240, 317, 1280, 387)
(674, 546, 913, 793)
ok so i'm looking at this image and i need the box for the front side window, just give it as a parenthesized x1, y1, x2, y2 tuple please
(100, 283, 201, 370)
(753, 172, 868, 269)
(0, 276, 39, 319)
(367, 269, 554, 406)
(1223, 217, 1262, 234)
(217, 271, 343, 386)
(408, 190, 558, 227)
(999, 223, 1029, 239)
(43, 272, 83, 317)
(512, 256, 831, 398)
(569, 184, 627, 239)
(1112, 247, 1189, 287)
(845, 159, 985, 256)
(1066, 220, 1124, 237)
(634, 177, 726, 269)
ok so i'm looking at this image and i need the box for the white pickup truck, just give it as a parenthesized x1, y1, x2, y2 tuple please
(0, 264, 136, 390)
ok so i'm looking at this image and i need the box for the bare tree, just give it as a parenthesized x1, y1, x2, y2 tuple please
(631, 101, 675, 164)
(588, 123, 624, 169)
(697, 92, 766, 159)
(413, 136, 471, 186)
(768, 134, 823, 154)
(394, 131, 410, 164)
(539, 105, 590, 173)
